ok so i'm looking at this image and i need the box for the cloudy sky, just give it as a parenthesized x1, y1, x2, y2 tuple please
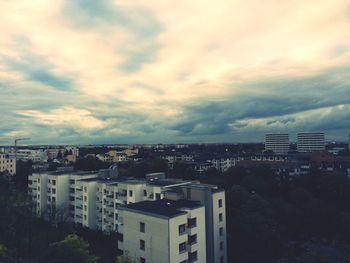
(0, 0, 349, 145)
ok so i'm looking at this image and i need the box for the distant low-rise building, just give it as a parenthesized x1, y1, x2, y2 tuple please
(0, 153, 16, 175)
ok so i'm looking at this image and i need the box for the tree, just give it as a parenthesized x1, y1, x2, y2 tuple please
(13, 160, 32, 190)
(40, 234, 98, 263)
(115, 255, 131, 263)
(0, 244, 12, 263)
(74, 156, 110, 171)
(57, 150, 63, 159)
(226, 185, 282, 262)
(241, 174, 268, 197)
(278, 252, 336, 263)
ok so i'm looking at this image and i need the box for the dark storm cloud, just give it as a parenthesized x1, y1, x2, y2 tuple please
(169, 64, 350, 141)
(63, 0, 163, 73)
(0, 36, 74, 91)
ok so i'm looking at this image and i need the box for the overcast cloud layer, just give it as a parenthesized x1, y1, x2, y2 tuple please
(0, 0, 349, 144)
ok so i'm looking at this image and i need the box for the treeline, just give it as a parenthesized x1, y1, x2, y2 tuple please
(201, 166, 350, 263)
(3, 158, 350, 262)
(0, 175, 119, 263)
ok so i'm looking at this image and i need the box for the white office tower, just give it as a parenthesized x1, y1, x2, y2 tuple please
(265, 133, 290, 154)
(120, 199, 206, 263)
(297, 132, 325, 152)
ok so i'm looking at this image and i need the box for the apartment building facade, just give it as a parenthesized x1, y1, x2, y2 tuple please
(0, 153, 16, 175)
(28, 171, 227, 263)
(120, 199, 206, 263)
(28, 171, 99, 219)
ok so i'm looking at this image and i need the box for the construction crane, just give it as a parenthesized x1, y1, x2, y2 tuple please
(14, 138, 30, 161)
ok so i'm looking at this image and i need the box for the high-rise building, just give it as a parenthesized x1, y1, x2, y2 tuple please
(265, 133, 290, 154)
(297, 132, 325, 152)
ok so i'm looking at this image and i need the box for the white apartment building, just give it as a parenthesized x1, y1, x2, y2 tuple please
(211, 157, 239, 172)
(265, 133, 290, 154)
(28, 172, 227, 263)
(16, 149, 47, 162)
(180, 184, 227, 263)
(120, 199, 206, 263)
(96, 178, 147, 233)
(297, 132, 325, 152)
(96, 178, 196, 233)
(75, 178, 99, 229)
(0, 153, 16, 175)
(29, 171, 99, 219)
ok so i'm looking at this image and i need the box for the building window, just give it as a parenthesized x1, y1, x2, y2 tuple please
(188, 251, 198, 261)
(140, 222, 145, 233)
(188, 234, 197, 245)
(179, 242, 186, 253)
(84, 215, 87, 220)
(52, 188, 56, 194)
(220, 241, 224, 250)
(84, 205, 87, 211)
(155, 193, 161, 200)
(84, 196, 87, 202)
(84, 187, 87, 192)
(219, 213, 223, 222)
(140, 257, 146, 263)
(143, 190, 147, 197)
(115, 214, 118, 220)
(218, 199, 222, 208)
(52, 197, 56, 203)
(178, 224, 186, 235)
(129, 190, 133, 197)
(140, 240, 145, 250)
(219, 227, 224, 236)
(188, 218, 197, 228)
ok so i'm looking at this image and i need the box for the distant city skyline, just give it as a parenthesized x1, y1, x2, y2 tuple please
(0, 1, 349, 145)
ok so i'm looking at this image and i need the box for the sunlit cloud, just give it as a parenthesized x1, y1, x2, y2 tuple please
(0, 0, 349, 144)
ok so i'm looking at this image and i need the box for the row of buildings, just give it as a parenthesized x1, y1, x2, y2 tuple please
(28, 170, 227, 263)
(265, 132, 328, 154)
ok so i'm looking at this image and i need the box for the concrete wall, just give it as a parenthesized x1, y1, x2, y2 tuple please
(122, 210, 170, 263)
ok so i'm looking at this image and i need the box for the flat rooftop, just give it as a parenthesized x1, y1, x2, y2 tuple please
(122, 199, 203, 218)
(33, 170, 99, 176)
(147, 178, 193, 187)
